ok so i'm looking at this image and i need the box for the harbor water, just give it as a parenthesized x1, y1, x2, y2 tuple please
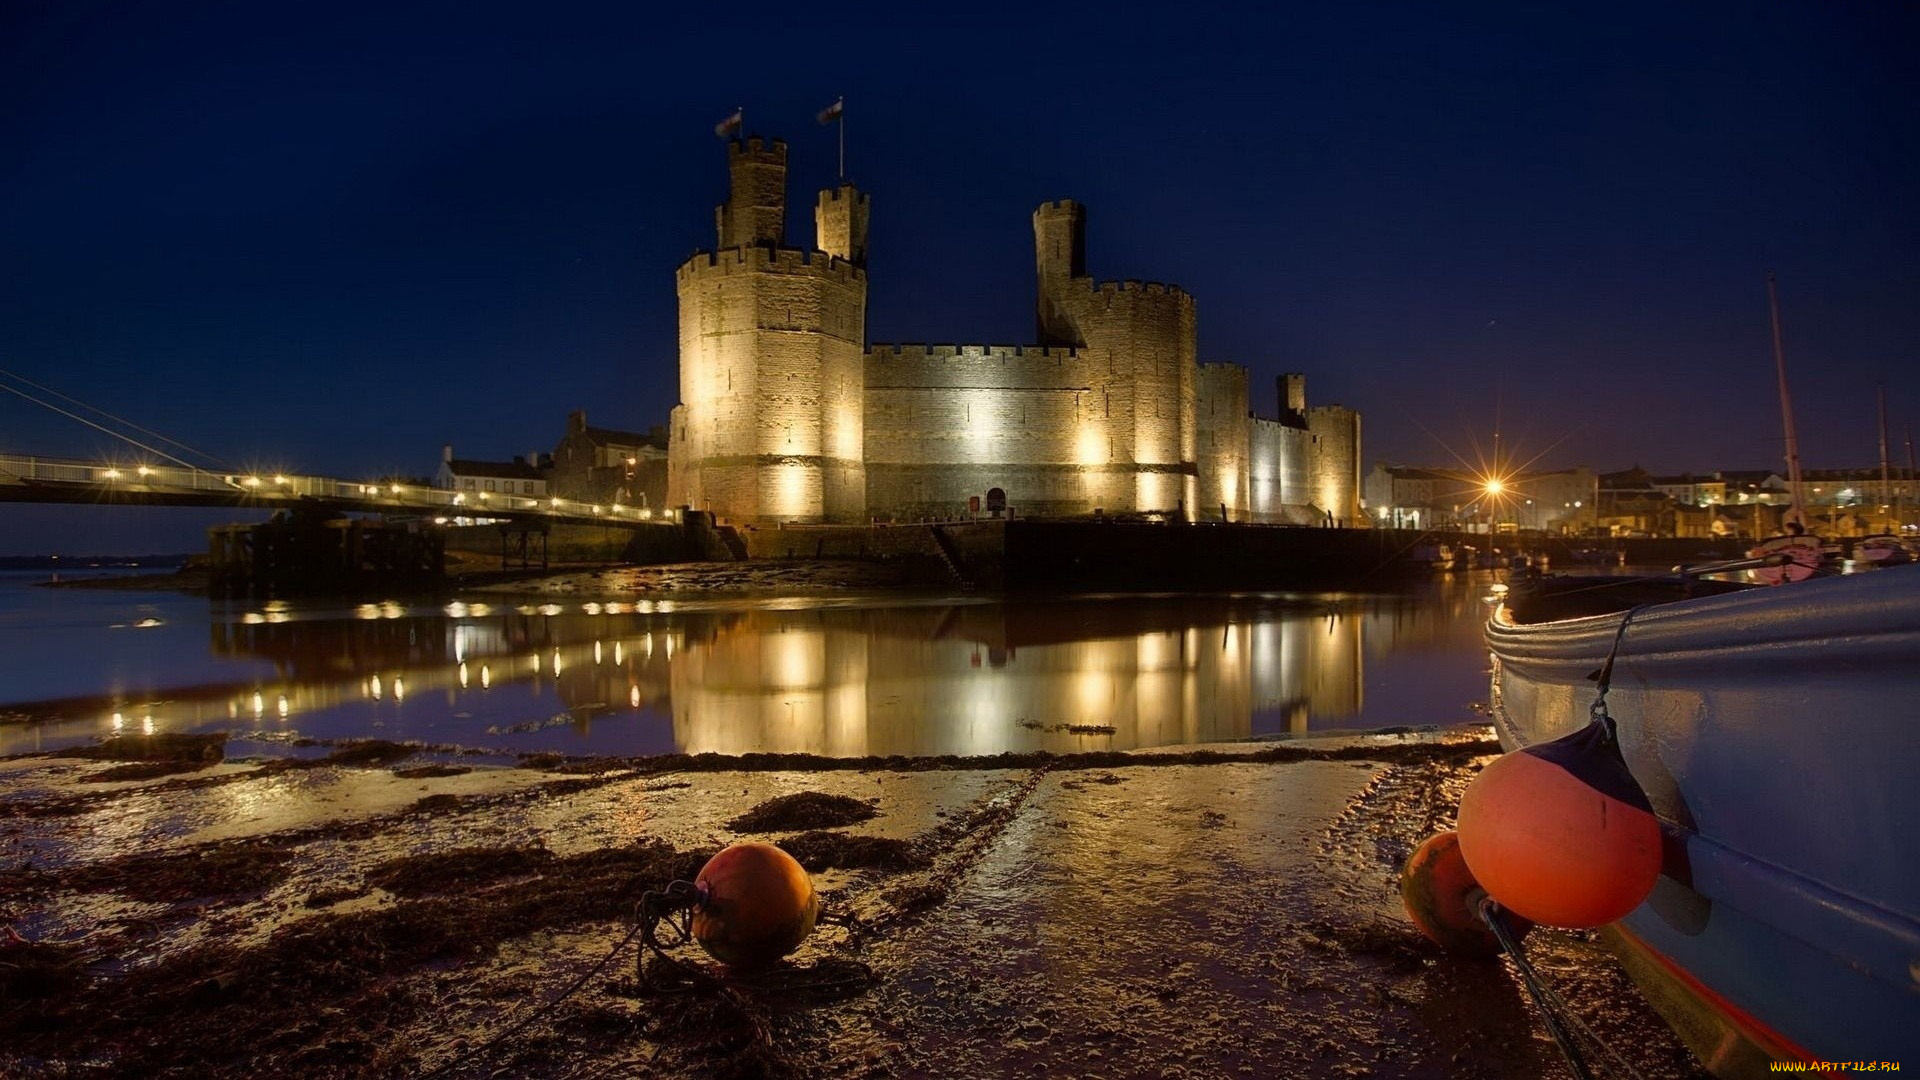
(0, 569, 1502, 759)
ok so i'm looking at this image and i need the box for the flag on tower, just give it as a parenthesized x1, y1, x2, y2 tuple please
(714, 108, 743, 139)
(816, 97, 844, 125)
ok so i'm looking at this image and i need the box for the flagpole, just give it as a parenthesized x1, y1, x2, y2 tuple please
(839, 105, 845, 181)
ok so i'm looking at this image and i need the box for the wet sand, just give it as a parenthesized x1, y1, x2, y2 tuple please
(0, 728, 1711, 1079)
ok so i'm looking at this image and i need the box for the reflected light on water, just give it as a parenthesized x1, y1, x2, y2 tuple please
(0, 581, 1502, 761)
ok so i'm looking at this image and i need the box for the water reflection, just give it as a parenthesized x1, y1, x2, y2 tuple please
(0, 579, 1498, 759)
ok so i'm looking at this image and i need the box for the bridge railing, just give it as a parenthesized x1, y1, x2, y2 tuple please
(0, 454, 677, 525)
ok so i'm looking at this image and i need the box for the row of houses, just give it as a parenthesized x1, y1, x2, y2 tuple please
(433, 411, 669, 511)
(1365, 464, 1920, 539)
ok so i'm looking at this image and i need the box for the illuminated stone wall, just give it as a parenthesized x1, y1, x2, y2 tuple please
(1248, 418, 1312, 523)
(1307, 404, 1362, 525)
(863, 345, 1122, 517)
(1195, 363, 1250, 521)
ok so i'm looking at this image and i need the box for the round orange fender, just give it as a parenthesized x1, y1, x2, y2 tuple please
(1400, 830, 1530, 956)
(691, 842, 820, 969)
(1457, 724, 1662, 928)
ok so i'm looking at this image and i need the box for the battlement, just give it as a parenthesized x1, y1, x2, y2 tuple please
(1198, 361, 1246, 374)
(1088, 279, 1193, 303)
(866, 343, 1081, 361)
(1035, 199, 1082, 214)
(729, 136, 787, 160)
(820, 186, 870, 205)
(677, 245, 866, 284)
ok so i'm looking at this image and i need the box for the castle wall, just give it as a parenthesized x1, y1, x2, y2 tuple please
(1195, 363, 1250, 521)
(1065, 282, 1197, 514)
(863, 344, 1125, 516)
(1307, 404, 1362, 525)
(1249, 418, 1312, 523)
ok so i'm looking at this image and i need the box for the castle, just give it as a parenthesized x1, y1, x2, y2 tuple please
(666, 137, 1361, 526)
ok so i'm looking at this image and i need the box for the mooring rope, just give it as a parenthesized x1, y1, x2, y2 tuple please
(414, 917, 648, 1080)
(1588, 606, 1641, 739)
(1477, 897, 1653, 1080)
(1479, 898, 1595, 1080)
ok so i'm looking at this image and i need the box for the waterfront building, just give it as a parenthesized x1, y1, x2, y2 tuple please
(665, 136, 1361, 526)
(434, 444, 548, 499)
(548, 410, 668, 512)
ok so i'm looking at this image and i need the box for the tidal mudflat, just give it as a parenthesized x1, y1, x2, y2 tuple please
(0, 726, 1709, 1079)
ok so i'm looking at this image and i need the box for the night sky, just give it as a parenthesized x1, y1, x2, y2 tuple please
(3, 1, 1915, 554)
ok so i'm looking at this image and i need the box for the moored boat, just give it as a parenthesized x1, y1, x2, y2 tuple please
(1485, 566, 1920, 1074)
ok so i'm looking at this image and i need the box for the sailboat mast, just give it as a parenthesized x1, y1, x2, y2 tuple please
(1767, 273, 1807, 530)
(1878, 384, 1892, 532)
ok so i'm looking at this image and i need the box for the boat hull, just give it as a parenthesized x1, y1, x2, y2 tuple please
(1486, 567, 1920, 1073)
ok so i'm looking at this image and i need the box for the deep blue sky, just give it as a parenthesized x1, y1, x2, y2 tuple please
(3, 0, 1915, 553)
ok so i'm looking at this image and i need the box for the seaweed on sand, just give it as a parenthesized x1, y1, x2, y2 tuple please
(2, 839, 713, 1078)
(62, 846, 294, 903)
(726, 792, 879, 833)
(365, 845, 554, 897)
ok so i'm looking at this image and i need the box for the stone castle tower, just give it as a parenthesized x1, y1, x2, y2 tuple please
(668, 137, 1361, 527)
(668, 137, 870, 523)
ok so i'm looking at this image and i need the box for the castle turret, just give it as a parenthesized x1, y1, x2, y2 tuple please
(815, 184, 870, 266)
(1279, 373, 1307, 422)
(1033, 200, 1086, 346)
(671, 137, 868, 525)
(716, 137, 787, 249)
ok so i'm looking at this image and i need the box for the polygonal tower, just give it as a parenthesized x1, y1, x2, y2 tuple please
(1030, 200, 1197, 516)
(668, 137, 870, 524)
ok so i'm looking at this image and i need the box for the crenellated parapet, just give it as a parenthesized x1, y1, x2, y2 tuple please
(867, 344, 1081, 362)
(676, 246, 867, 286)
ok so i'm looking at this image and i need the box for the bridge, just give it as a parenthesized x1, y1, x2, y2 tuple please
(0, 453, 673, 529)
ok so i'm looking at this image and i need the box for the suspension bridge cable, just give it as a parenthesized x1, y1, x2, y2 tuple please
(0, 380, 212, 474)
(0, 365, 228, 466)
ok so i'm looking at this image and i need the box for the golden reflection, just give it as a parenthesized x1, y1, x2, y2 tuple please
(151, 594, 1441, 760)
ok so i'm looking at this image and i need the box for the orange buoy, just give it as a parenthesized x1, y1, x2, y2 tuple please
(1400, 830, 1530, 956)
(1456, 721, 1662, 928)
(690, 842, 820, 969)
